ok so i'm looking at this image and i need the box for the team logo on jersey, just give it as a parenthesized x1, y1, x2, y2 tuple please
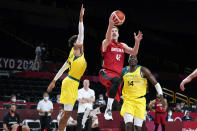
(111, 47, 124, 53)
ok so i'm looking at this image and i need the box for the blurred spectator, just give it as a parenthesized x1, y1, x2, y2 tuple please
(32, 42, 46, 71)
(3, 104, 30, 131)
(95, 94, 106, 106)
(91, 115, 100, 131)
(56, 94, 60, 104)
(77, 79, 95, 131)
(10, 94, 16, 104)
(37, 92, 53, 131)
(57, 107, 77, 131)
(182, 110, 193, 121)
(190, 102, 197, 112)
(166, 110, 173, 122)
(175, 103, 182, 112)
(180, 101, 188, 112)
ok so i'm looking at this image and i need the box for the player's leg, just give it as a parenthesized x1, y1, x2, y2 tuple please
(161, 113, 167, 131)
(133, 117, 144, 131)
(58, 104, 73, 131)
(124, 113, 134, 131)
(154, 124, 159, 131)
(133, 98, 146, 131)
(59, 77, 79, 131)
(161, 124, 165, 131)
(105, 77, 121, 120)
(154, 113, 160, 131)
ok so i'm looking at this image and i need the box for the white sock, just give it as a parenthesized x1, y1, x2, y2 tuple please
(90, 107, 101, 116)
(107, 98, 114, 110)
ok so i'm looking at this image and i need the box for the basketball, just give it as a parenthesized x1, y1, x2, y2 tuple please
(111, 10, 125, 26)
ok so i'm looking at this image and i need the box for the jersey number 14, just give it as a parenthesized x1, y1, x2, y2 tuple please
(128, 81, 134, 86)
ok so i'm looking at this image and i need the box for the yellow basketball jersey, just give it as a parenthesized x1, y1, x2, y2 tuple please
(122, 65, 147, 100)
(67, 47, 87, 80)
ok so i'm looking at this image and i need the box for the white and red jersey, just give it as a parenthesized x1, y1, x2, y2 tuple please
(101, 40, 125, 75)
(155, 99, 165, 113)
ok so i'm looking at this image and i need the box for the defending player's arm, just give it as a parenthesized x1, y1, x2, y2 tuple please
(74, 4, 85, 54)
(149, 100, 156, 112)
(180, 68, 197, 91)
(141, 66, 165, 107)
(102, 14, 117, 52)
(122, 31, 143, 55)
(164, 99, 168, 111)
(47, 60, 69, 92)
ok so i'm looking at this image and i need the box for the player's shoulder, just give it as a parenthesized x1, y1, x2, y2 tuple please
(121, 66, 130, 76)
(140, 66, 150, 73)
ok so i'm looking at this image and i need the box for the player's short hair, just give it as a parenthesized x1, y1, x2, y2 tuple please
(68, 35, 78, 47)
(112, 26, 119, 31)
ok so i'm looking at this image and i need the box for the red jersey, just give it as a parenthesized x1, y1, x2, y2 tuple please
(155, 99, 165, 113)
(101, 40, 125, 74)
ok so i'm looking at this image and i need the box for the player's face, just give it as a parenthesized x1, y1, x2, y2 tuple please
(111, 28, 119, 40)
(128, 55, 138, 66)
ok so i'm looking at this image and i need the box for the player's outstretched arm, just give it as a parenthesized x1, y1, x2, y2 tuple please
(47, 60, 69, 92)
(122, 31, 143, 55)
(141, 66, 165, 107)
(75, 4, 85, 48)
(102, 14, 117, 52)
(180, 68, 197, 91)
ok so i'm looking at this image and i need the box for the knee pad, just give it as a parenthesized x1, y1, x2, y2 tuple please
(124, 113, 133, 124)
(134, 117, 144, 127)
(64, 104, 73, 111)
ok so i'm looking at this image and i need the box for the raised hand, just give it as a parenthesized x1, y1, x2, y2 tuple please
(109, 13, 118, 26)
(47, 80, 56, 92)
(180, 82, 185, 91)
(79, 4, 85, 22)
(134, 30, 143, 44)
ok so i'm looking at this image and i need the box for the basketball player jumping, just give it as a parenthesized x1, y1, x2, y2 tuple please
(47, 5, 87, 131)
(99, 13, 143, 121)
(120, 55, 165, 131)
(81, 13, 143, 128)
(180, 68, 197, 91)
